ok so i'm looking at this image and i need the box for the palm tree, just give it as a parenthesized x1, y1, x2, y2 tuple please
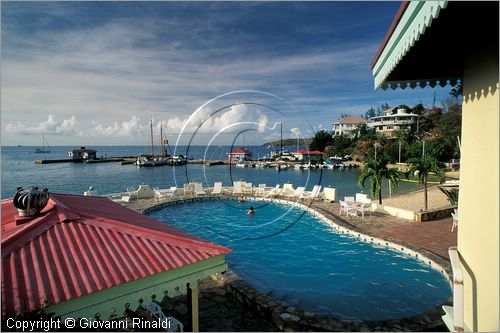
(406, 155, 445, 210)
(358, 158, 401, 204)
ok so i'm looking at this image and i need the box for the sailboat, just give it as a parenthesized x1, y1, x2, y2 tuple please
(136, 120, 170, 167)
(34, 133, 51, 153)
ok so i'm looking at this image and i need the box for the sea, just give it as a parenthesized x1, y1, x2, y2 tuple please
(1, 145, 420, 199)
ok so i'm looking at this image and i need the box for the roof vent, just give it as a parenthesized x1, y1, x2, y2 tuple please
(13, 186, 49, 217)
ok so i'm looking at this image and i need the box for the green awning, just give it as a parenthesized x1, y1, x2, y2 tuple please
(372, 1, 462, 90)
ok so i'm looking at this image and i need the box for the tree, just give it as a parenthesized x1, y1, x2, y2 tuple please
(309, 130, 333, 151)
(449, 82, 463, 102)
(406, 155, 445, 210)
(358, 158, 402, 204)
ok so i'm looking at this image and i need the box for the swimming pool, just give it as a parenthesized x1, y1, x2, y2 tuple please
(148, 199, 451, 320)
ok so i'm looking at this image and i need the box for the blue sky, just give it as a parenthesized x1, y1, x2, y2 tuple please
(1, 1, 455, 146)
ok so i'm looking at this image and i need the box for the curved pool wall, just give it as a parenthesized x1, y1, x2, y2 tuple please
(145, 196, 452, 321)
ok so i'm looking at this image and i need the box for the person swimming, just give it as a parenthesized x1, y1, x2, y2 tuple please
(247, 206, 255, 216)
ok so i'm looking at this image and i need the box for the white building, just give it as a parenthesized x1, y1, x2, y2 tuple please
(368, 108, 418, 138)
(332, 116, 368, 137)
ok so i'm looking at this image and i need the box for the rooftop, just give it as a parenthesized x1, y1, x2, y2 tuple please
(1, 193, 230, 318)
(333, 116, 368, 125)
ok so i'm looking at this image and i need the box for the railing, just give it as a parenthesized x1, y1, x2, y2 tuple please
(448, 246, 464, 332)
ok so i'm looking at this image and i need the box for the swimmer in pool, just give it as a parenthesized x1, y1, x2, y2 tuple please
(247, 206, 255, 216)
(238, 197, 245, 203)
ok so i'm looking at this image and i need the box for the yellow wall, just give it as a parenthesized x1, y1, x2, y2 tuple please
(459, 47, 499, 331)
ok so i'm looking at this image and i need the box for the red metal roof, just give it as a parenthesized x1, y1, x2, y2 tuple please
(1, 194, 230, 318)
(371, 1, 410, 69)
(291, 150, 324, 155)
(227, 148, 252, 155)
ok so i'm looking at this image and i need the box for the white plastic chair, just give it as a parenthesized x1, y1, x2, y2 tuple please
(339, 200, 351, 216)
(146, 302, 184, 332)
(451, 212, 458, 232)
(194, 182, 206, 196)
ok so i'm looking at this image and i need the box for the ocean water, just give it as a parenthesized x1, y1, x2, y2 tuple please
(149, 199, 451, 320)
(1, 145, 420, 199)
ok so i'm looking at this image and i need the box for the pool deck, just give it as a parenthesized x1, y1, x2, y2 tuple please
(126, 193, 456, 331)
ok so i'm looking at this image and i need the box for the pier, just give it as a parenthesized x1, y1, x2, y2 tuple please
(35, 156, 137, 164)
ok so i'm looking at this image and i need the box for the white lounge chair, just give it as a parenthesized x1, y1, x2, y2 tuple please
(242, 182, 254, 195)
(281, 183, 295, 196)
(154, 187, 177, 202)
(286, 186, 305, 199)
(264, 185, 281, 197)
(255, 184, 267, 197)
(183, 183, 195, 196)
(127, 187, 138, 200)
(194, 182, 206, 196)
(212, 182, 223, 195)
(111, 195, 131, 205)
(302, 185, 322, 200)
(232, 181, 244, 196)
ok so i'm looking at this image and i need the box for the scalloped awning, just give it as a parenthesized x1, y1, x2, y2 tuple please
(372, 1, 463, 90)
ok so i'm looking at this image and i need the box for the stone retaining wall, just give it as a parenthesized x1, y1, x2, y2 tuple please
(415, 205, 457, 222)
(212, 270, 447, 332)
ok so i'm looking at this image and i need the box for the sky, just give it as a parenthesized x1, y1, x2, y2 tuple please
(1, 1, 455, 146)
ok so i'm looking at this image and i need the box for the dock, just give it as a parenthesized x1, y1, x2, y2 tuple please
(35, 156, 137, 164)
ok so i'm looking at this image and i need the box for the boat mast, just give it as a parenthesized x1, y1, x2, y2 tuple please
(150, 118, 154, 156)
(160, 122, 165, 157)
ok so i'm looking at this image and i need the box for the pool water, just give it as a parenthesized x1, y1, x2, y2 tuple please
(148, 199, 451, 320)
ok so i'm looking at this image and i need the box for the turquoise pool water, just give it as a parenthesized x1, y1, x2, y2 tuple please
(148, 199, 451, 320)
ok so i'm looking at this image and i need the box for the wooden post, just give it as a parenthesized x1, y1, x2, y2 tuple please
(190, 285, 199, 332)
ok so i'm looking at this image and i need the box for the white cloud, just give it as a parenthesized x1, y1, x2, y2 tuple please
(88, 116, 147, 137)
(166, 104, 269, 135)
(6, 114, 77, 135)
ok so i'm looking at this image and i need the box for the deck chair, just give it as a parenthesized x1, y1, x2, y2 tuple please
(194, 182, 206, 196)
(281, 183, 295, 196)
(183, 183, 194, 196)
(111, 195, 130, 205)
(286, 186, 305, 199)
(264, 185, 281, 197)
(127, 187, 138, 200)
(255, 184, 267, 197)
(232, 181, 244, 196)
(242, 182, 254, 195)
(355, 193, 372, 219)
(302, 185, 322, 200)
(212, 182, 223, 195)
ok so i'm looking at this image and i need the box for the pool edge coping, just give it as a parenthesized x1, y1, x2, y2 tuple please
(140, 195, 452, 329)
